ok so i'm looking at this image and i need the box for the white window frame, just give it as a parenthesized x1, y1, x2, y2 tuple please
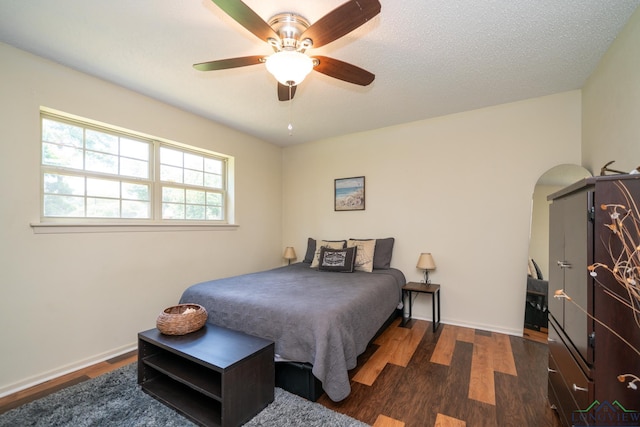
(156, 144, 227, 222)
(33, 110, 236, 234)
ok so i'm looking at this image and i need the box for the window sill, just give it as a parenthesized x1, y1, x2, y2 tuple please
(30, 222, 239, 234)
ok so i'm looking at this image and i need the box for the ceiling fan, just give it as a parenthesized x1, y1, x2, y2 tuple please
(194, 0, 381, 101)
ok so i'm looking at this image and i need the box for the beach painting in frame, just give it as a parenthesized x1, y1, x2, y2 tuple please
(335, 176, 365, 211)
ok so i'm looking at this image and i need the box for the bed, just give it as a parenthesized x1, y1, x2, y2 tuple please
(178, 238, 405, 402)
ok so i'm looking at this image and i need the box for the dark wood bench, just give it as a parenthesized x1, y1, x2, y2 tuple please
(138, 325, 274, 427)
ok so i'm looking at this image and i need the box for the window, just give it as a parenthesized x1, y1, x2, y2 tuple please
(159, 146, 225, 220)
(40, 112, 230, 224)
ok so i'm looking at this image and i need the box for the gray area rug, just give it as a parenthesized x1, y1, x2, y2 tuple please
(0, 363, 369, 426)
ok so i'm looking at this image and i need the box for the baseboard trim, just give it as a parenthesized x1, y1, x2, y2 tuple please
(0, 343, 137, 398)
(409, 315, 524, 337)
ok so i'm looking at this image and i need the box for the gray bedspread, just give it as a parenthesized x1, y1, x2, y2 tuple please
(179, 262, 406, 401)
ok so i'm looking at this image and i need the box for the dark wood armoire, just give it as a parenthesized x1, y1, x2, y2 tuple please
(547, 175, 640, 426)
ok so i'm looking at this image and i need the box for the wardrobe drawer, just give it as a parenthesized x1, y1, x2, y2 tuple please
(549, 351, 588, 426)
(548, 321, 593, 412)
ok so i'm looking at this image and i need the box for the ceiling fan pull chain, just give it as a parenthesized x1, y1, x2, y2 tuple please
(288, 84, 294, 136)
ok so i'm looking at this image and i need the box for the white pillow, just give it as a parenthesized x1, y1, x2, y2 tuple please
(311, 240, 347, 268)
(348, 239, 376, 272)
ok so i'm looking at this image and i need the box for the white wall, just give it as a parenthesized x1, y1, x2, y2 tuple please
(282, 91, 582, 335)
(582, 7, 640, 174)
(0, 43, 283, 395)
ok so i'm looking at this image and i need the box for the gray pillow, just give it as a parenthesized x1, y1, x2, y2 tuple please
(303, 238, 316, 263)
(349, 237, 395, 269)
(374, 237, 395, 269)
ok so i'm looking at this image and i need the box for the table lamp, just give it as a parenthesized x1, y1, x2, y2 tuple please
(416, 253, 436, 284)
(283, 247, 297, 265)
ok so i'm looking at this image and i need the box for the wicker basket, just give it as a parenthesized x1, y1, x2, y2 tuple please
(156, 303, 208, 335)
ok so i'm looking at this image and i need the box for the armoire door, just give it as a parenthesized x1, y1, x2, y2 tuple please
(548, 199, 565, 326)
(548, 189, 593, 366)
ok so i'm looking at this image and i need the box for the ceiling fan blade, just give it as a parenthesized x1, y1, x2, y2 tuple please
(193, 55, 265, 71)
(313, 56, 375, 86)
(278, 83, 297, 101)
(210, 0, 278, 42)
(301, 0, 381, 48)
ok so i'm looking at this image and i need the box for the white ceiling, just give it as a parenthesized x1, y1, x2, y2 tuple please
(1, 1, 638, 146)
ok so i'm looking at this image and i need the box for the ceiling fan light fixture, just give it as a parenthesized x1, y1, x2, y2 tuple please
(265, 50, 313, 86)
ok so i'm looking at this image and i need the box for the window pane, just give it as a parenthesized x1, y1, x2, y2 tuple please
(206, 192, 222, 206)
(87, 178, 120, 198)
(42, 142, 84, 169)
(122, 182, 149, 201)
(160, 165, 183, 183)
(184, 169, 203, 186)
(42, 119, 83, 147)
(204, 173, 222, 189)
(120, 138, 149, 161)
(86, 151, 118, 174)
(186, 189, 205, 204)
(162, 203, 184, 219)
(122, 200, 149, 218)
(184, 153, 203, 171)
(44, 194, 84, 217)
(206, 206, 223, 220)
(186, 204, 205, 220)
(162, 187, 184, 203)
(44, 173, 85, 196)
(121, 157, 148, 179)
(204, 158, 222, 174)
(87, 198, 119, 217)
(160, 147, 183, 167)
(86, 130, 118, 154)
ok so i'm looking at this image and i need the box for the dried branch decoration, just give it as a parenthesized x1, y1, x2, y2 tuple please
(555, 181, 640, 391)
(588, 182, 640, 327)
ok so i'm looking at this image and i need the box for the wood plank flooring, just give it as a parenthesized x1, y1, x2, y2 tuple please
(0, 320, 561, 427)
(318, 319, 562, 427)
(523, 327, 549, 344)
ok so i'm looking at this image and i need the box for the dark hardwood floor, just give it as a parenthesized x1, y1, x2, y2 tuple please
(319, 319, 561, 427)
(0, 320, 561, 427)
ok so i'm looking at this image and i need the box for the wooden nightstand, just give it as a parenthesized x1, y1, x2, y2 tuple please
(402, 282, 441, 332)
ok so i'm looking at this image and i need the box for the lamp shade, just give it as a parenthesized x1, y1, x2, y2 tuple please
(283, 246, 297, 260)
(416, 253, 436, 270)
(265, 50, 314, 86)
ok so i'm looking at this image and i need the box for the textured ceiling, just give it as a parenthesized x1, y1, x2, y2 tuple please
(0, 1, 638, 146)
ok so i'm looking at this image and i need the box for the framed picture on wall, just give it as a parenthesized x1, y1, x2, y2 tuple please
(335, 176, 365, 211)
